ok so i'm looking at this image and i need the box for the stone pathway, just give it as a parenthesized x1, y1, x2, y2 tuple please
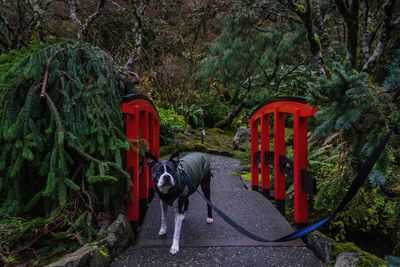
(111, 155, 324, 267)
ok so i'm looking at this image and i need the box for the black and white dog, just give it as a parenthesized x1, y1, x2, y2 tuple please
(146, 152, 213, 254)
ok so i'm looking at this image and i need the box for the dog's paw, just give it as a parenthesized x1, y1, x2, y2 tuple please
(158, 226, 167, 236)
(170, 244, 179, 254)
(206, 217, 214, 224)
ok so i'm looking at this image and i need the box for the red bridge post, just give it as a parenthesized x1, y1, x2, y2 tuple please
(122, 95, 160, 230)
(249, 97, 317, 227)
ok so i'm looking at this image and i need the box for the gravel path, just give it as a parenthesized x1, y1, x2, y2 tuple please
(111, 154, 324, 267)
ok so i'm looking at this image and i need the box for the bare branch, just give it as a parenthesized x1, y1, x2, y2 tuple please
(251, 24, 269, 32)
(286, 0, 326, 76)
(361, 0, 373, 64)
(68, 0, 83, 27)
(276, 59, 305, 88)
(393, 16, 400, 25)
(333, 0, 350, 21)
(124, 0, 148, 79)
(68, 0, 107, 39)
(83, 0, 106, 29)
(0, 12, 16, 37)
(362, 0, 398, 72)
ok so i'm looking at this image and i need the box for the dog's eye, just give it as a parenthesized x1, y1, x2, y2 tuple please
(152, 170, 161, 175)
(165, 166, 176, 174)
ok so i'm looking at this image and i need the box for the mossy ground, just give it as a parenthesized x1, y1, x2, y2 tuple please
(160, 128, 235, 157)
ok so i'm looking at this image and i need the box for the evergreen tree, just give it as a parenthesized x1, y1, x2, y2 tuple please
(307, 64, 400, 253)
(0, 42, 134, 265)
(197, 12, 310, 127)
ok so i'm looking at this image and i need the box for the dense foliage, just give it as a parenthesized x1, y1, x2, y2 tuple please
(158, 107, 187, 145)
(0, 42, 133, 265)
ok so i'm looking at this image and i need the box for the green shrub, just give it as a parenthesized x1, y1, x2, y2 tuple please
(158, 107, 187, 145)
(232, 146, 251, 172)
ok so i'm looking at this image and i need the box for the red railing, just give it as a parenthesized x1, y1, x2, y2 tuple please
(122, 94, 160, 229)
(249, 97, 317, 227)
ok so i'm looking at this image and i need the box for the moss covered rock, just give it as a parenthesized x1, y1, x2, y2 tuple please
(333, 243, 388, 267)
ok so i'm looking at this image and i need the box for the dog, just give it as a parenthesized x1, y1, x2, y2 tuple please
(145, 152, 213, 254)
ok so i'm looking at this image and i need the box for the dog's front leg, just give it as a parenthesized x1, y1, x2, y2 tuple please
(170, 198, 186, 254)
(159, 199, 168, 236)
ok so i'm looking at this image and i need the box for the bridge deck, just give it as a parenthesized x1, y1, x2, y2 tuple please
(111, 155, 324, 267)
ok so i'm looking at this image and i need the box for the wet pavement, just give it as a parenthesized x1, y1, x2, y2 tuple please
(111, 155, 324, 267)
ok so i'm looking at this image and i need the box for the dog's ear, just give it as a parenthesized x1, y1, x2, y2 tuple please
(145, 152, 158, 168)
(169, 151, 180, 167)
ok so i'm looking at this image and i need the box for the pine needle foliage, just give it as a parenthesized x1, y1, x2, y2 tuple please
(307, 64, 397, 159)
(0, 42, 134, 265)
(306, 63, 400, 252)
(197, 13, 308, 107)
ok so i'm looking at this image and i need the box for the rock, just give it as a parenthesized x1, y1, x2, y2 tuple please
(334, 252, 361, 267)
(99, 214, 135, 257)
(45, 244, 108, 267)
(308, 230, 335, 263)
(46, 214, 133, 267)
(233, 127, 251, 150)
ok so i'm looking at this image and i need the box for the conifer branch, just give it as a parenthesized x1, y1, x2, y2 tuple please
(276, 59, 305, 88)
(41, 48, 65, 97)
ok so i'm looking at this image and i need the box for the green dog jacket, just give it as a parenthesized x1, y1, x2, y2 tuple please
(178, 152, 211, 197)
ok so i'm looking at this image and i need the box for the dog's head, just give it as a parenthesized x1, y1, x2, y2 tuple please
(146, 152, 180, 194)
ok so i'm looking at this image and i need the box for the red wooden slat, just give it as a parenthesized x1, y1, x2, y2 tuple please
(250, 119, 259, 190)
(260, 114, 270, 196)
(125, 113, 140, 222)
(293, 109, 308, 224)
(274, 109, 286, 213)
(139, 110, 149, 201)
(148, 112, 155, 192)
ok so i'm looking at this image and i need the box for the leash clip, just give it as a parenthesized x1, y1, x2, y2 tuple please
(177, 163, 185, 171)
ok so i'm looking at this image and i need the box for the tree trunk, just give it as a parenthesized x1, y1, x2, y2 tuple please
(215, 101, 245, 129)
(287, 0, 327, 77)
(362, 0, 398, 72)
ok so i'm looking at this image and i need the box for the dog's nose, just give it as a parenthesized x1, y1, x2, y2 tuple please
(165, 177, 171, 183)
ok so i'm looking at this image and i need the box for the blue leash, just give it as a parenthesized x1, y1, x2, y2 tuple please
(180, 119, 398, 242)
